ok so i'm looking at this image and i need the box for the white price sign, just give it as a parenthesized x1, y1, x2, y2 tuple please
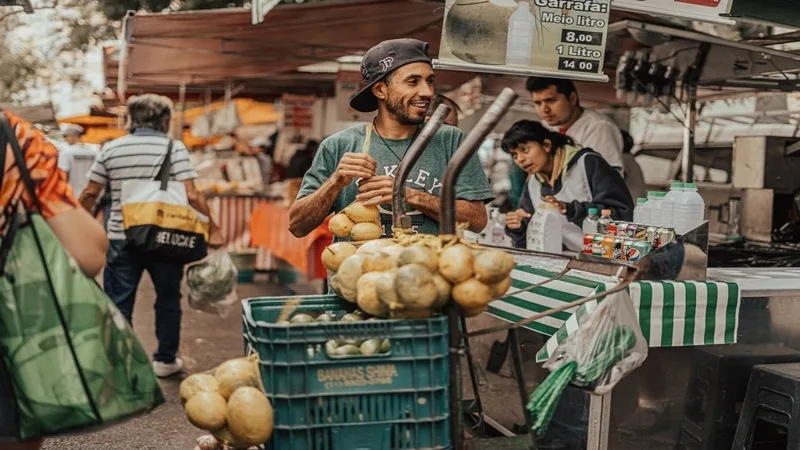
(437, 0, 611, 82)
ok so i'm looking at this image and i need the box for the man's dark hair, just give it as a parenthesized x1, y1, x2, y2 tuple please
(525, 77, 578, 99)
(620, 129, 635, 154)
(501, 120, 575, 153)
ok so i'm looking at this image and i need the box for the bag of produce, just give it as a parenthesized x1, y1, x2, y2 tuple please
(527, 290, 648, 435)
(187, 251, 239, 317)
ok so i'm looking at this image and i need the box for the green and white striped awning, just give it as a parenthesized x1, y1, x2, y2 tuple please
(487, 266, 742, 363)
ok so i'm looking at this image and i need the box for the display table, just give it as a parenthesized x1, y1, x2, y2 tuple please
(479, 264, 800, 450)
(207, 194, 275, 270)
(248, 202, 333, 280)
(489, 265, 742, 362)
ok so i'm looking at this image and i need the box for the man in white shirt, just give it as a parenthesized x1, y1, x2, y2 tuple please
(526, 77, 624, 173)
(56, 124, 101, 195)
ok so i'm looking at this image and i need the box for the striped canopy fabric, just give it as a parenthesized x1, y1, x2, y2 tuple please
(486, 266, 742, 363)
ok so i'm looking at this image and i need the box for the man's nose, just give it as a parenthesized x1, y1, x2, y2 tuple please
(418, 82, 434, 98)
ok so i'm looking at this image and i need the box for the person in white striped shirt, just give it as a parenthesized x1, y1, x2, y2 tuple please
(79, 94, 223, 378)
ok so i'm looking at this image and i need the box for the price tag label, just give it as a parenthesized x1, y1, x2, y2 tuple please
(560, 29, 604, 47)
(558, 57, 601, 74)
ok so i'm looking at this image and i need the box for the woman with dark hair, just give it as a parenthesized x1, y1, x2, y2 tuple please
(503, 120, 634, 252)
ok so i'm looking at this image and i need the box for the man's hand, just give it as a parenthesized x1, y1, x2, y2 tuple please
(334, 152, 377, 186)
(542, 195, 567, 215)
(207, 225, 225, 249)
(356, 175, 394, 206)
(506, 209, 531, 229)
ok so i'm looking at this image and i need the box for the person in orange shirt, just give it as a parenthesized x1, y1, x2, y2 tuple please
(0, 111, 108, 449)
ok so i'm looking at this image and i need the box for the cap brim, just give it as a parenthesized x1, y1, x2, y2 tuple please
(349, 79, 381, 113)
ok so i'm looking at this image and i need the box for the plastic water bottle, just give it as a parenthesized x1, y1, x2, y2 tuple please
(633, 197, 648, 225)
(661, 182, 683, 229)
(597, 209, 613, 234)
(527, 203, 562, 254)
(673, 182, 705, 234)
(582, 208, 600, 234)
(647, 191, 666, 226)
(490, 210, 512, 247)
(506, 2, 534, 65)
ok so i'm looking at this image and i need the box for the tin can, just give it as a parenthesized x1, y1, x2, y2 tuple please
(633, 224, 648, 240)
(608, 222, 618, 236)
(632, 239, 654, 258)
(592, 235, 606, 256)
(658, 227, 676, 247)
(627, 223, 640, 239)
(646, 226, 660, 247)
(620, 238, 637, 261)
(612, 237, 625, 260)
(615, 222, 629, 237)
(582, 234, 594, 254)
(600, 236, 615, 258)
(618, 238, 632, 261)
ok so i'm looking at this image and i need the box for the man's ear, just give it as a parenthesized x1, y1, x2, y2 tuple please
(569, 91, 579, 106)
(372, 81, 389, 101)
(543, 139, 552, 153)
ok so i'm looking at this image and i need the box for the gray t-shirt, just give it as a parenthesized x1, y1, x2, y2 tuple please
(88, 129, 198, 240)
(297, 124, 494, 236)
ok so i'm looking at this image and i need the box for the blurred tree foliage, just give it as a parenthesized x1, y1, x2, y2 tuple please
(99, 0, 248, 21)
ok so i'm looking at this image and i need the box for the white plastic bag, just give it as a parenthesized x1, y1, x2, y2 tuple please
(543, 290, 648, 395)
(186, 251, 238, 317)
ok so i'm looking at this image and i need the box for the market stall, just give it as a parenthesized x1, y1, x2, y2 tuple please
(248, 202, 333, 281)
(108, 1, 800, 449)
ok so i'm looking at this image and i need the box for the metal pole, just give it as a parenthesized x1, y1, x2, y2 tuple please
(392, 104, 451, 230)
(177, 83, 187, 141)
(682, 83, 696, 183)
(440, 88, 517, 450)
(440, 88, 518, 234)
(680, 42, 710, 184)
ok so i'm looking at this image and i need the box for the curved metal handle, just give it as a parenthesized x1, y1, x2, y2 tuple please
(439, 88, 518, 235)
(392, 104, 451, 230)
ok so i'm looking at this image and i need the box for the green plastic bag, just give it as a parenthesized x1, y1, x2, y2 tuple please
(0, 214, 165, 441)
(0, 115, 164, 441)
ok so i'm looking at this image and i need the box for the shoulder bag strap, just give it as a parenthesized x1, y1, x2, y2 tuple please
(155, 139, 174, 191)
(0, 114, 7, 197)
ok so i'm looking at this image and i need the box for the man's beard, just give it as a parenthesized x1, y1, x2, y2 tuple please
(386, 92, 425, 126)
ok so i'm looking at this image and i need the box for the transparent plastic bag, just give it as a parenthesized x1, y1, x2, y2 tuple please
(186, 251, 238, 317)
(543, 290, 648, 395)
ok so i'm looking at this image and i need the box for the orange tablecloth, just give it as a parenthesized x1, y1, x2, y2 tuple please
(249, 202, 333, 279)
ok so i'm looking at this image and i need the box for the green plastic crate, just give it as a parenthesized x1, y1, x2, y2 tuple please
(242, 295, 451, 450)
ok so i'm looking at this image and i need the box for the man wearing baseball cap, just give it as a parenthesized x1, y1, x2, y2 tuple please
(289, 39, 493, 238)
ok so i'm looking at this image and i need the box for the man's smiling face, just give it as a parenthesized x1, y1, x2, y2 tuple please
(381, 62, 435, 125)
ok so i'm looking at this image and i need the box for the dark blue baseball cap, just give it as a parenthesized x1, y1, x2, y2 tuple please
(349, 39, 432, 113)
